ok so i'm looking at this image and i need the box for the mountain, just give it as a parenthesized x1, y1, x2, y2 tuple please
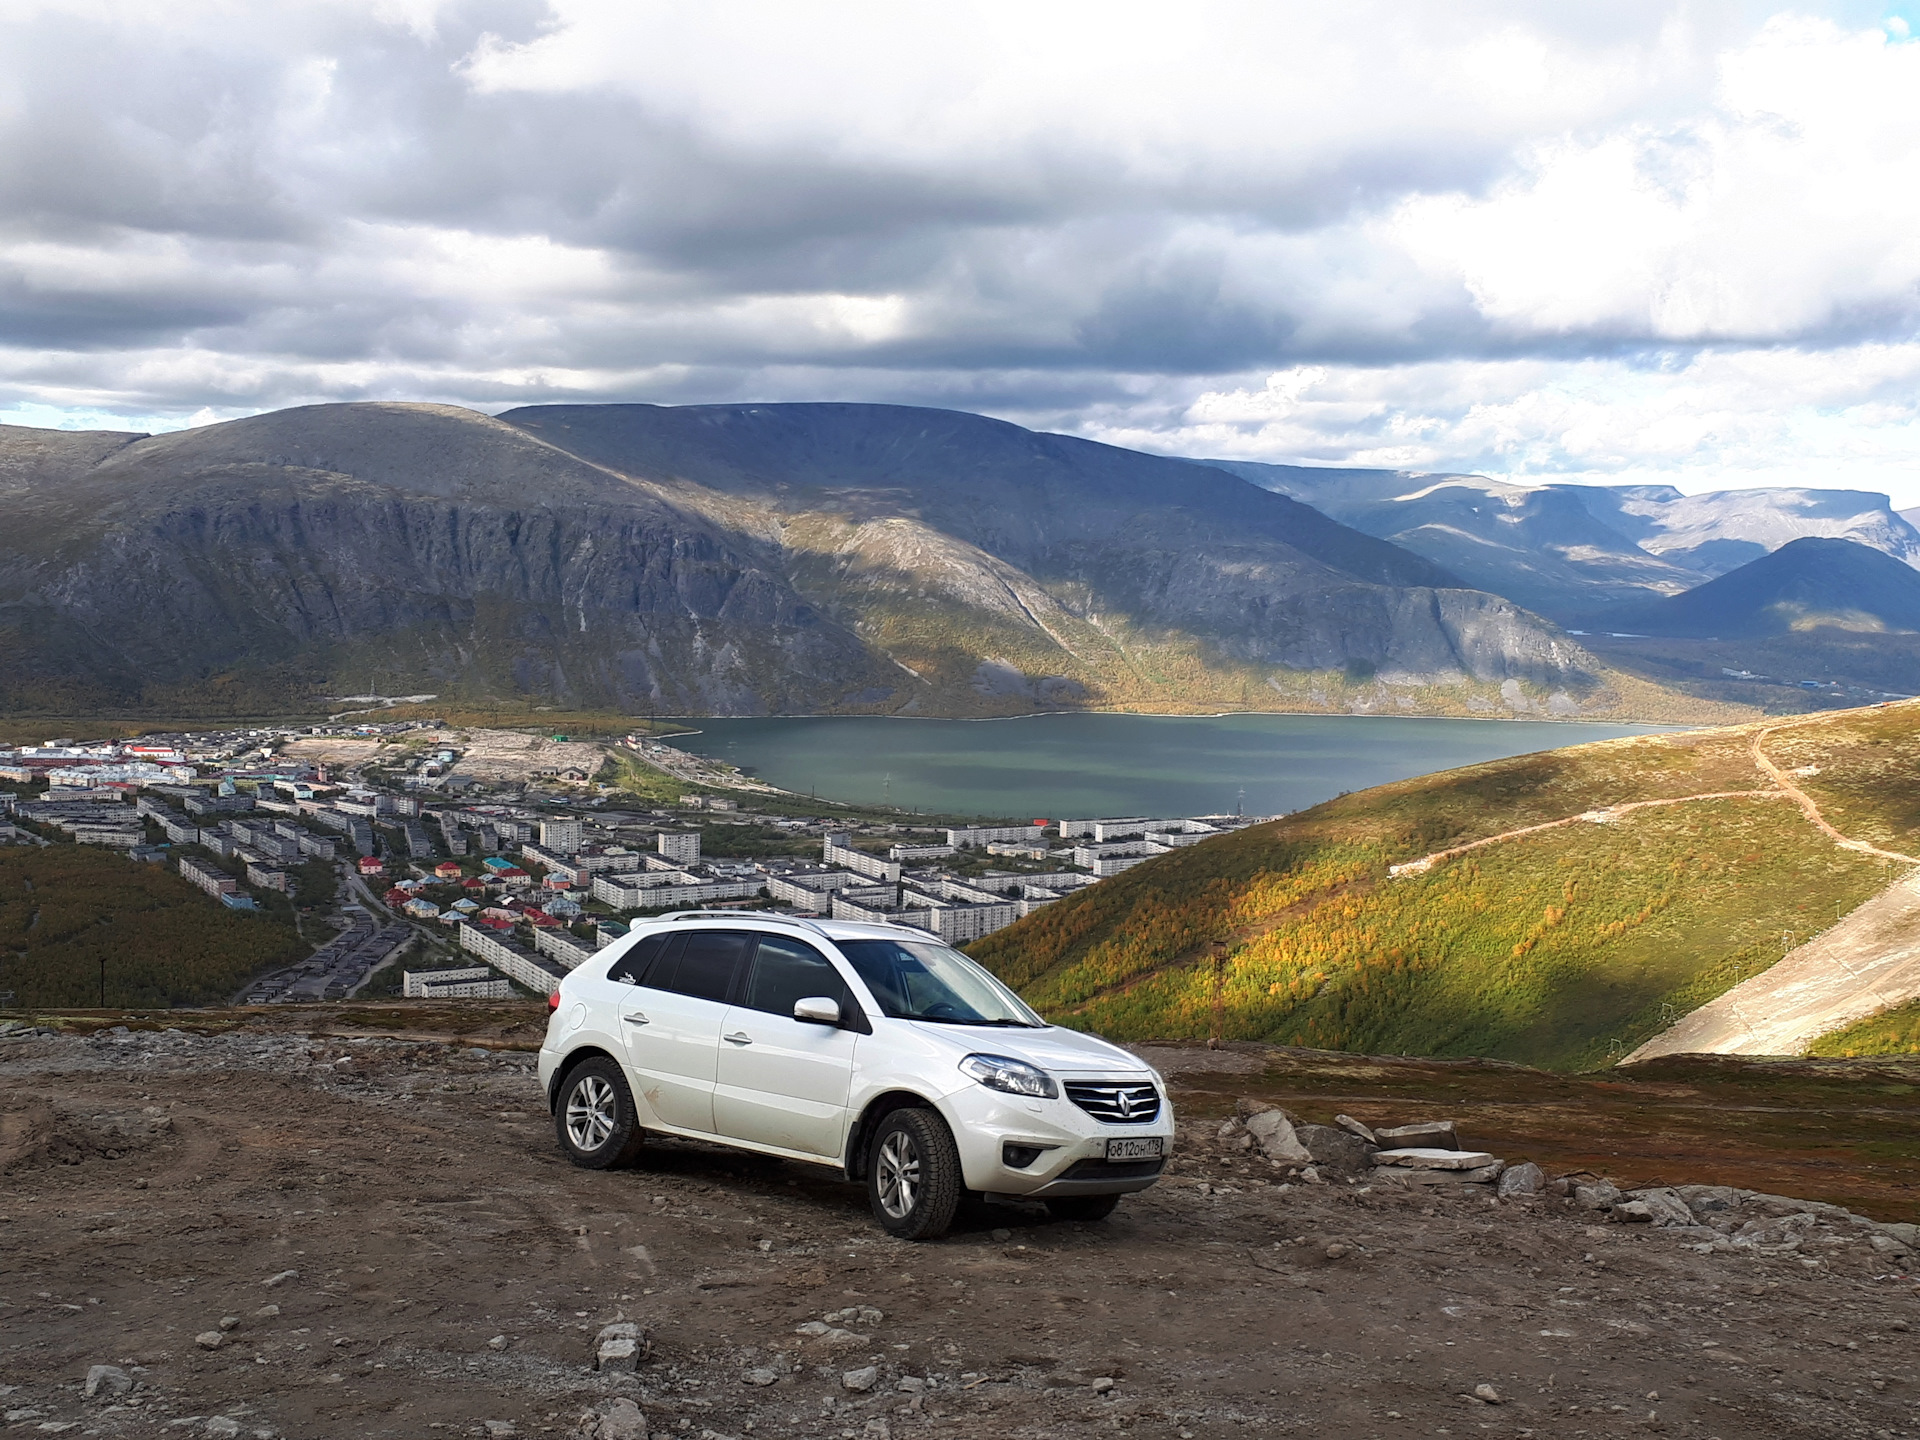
(1594, 537, 1920, 640)
(0, 401, 1614, 720)
(1198, 460, 1920, 623)
(967, 699, 1920, 1070)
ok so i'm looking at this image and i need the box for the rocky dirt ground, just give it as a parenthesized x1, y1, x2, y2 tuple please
(2, 1019, 1918, 1440)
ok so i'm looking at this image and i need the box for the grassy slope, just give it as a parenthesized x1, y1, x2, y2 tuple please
(0, 845, 308, 1007)
(1807, 999, 1920, 1058)
(970, 701, 1920, 1070)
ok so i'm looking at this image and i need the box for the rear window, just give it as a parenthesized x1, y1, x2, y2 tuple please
(606, 931, 670, 985)
(643, 929, 751, 1004)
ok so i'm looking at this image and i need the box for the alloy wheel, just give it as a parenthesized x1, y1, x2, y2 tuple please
(876, 1130, 921, 1219)
(566, 1074, 616, 1151)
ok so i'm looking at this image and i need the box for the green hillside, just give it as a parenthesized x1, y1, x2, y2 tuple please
(0, 846, 307, 1008)
(970, 701, 1920, 1070)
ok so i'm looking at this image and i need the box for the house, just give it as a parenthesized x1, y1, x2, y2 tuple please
(356, 856, 385, 877)
(521, 907, 562, 929)
(402, 898, 441, 920)
(434, 861, 463, 880)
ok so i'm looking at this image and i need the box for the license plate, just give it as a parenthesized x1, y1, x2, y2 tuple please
(1106, 1136, 1164, 1161)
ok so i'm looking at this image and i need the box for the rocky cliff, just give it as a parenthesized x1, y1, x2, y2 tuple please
(0, 401, 1609, 718)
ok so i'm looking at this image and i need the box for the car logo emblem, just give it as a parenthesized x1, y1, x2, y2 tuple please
(1117, 1089, 1134, 1119)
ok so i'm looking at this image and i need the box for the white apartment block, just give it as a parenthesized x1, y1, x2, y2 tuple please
(539, 817, 584, 854)
(658, 831, 701, 864)
(403, 966, 513, 1000)
(888, 843, 956, 862)
(457, 922, 568, 998)
(823, 834, 901, 883)
(533, 926, 603, 972)
(178, 856, 238, 899)
(944, 823, 1049, 848)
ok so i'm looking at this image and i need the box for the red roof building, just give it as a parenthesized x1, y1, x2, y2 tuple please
(356, 857, 384, 876)
(434, 861, 463, 880)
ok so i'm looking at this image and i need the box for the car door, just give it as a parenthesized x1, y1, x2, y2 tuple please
(619, 928, 752, 1135)
(714, 933, 864, 1159)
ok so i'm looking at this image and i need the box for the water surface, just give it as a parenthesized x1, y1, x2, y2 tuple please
(669, 713, 1673, 819)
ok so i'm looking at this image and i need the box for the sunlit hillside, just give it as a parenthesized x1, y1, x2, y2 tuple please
(970, 700, 1920, 1070)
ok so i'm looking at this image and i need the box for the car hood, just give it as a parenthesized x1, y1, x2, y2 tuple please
(904, 1021, 1154, 1079)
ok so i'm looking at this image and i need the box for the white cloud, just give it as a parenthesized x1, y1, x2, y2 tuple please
(0, 0, 1918, 508)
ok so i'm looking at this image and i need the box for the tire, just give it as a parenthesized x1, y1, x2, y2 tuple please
(867, 1108, 962, 1241)
(554, 1056, 645, 1169)
(1045, 1194, 1121, 1223)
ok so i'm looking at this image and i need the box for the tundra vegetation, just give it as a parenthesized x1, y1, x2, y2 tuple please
(971, 702, 1920, 1069)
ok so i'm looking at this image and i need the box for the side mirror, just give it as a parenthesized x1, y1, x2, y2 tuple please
(793, 996, 842, 1025)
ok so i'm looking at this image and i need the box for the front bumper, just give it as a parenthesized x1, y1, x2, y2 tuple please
(938, 1079, 1175, 1199)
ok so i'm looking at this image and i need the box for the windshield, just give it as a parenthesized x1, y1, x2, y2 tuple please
(836, 938, 1045, 1027)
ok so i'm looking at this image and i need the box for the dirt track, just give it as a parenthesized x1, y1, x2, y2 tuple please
(3, 1024, 1918, 1440)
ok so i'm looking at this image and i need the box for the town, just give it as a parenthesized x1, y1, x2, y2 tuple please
(0, 721, 1271, 1006)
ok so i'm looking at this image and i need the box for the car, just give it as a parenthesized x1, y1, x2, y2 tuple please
(537, 909, 1174, 1239)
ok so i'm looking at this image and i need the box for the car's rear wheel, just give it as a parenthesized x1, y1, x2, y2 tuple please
(1045, 1193, 1121, 1223)
(555, 1056, 644, 1169)
(867, 1108, 962, 1241)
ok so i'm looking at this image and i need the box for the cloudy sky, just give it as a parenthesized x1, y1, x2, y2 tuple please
(5, 1, 1920, 500)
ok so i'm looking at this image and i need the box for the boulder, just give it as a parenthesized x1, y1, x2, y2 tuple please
(1613, 1188, 1695, 1227)
(1241, 1108, 1313, 1164)
(1369, 1147, 1497, 1171)
(83, 1365, 132, 1399)
(1574, 1182, 1622, 1211)
(594, 1321, 651, 1372)
(571, 1398, 648, 1440)
(1333, 1114, 1378, 1145)
(1459, 1162, 1506, 1184)
(1496, 1162, 1545, 1198)
(843, 1366, 879, 1392)
(1374, 1121, 1457, 1150)
(1294, 1123, 1377, 1173)
(1675, 1184, 1746, 1217)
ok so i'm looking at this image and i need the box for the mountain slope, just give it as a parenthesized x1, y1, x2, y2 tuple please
(1597, 537, 1920, 639)
(1200, 458, 1920, 623)
(0, 401, 1621, 720)
(968, 700, 1920, 1069)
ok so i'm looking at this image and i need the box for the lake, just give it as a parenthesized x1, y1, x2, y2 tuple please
(667, 713, 1674, 820)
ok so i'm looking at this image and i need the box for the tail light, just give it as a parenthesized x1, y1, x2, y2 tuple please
(547, 991, 561, 1014)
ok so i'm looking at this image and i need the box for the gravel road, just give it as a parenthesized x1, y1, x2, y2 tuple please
(2, 1025, 1916, 1439)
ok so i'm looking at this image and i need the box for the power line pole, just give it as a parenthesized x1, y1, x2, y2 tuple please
(1209, 939, 1228, 1050)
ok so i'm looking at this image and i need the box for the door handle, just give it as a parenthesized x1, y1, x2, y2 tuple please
(723, 1031, 753, 1045)
(624, 1013, 650, 1025)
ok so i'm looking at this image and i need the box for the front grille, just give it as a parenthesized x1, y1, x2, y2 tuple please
(1060, 1158, 1166, 1182)
(1064, 1080, 1161, 1124)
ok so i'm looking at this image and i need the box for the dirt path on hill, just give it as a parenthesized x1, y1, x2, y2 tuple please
(2, 1023, 1917, 1440)
(1749, 725, 1920, 866)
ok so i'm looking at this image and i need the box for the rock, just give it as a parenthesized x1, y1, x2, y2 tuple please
(896, 1377, 928, 1393)
(484, 1424, 517, 1439)
(1294, 1124, 1377, 1173)
(573, 1397, 648, 1440)
(1870, 1233, 1911, 1258)
(83, 1365, 132, 1399)
(1241, 1108, 1313, 1164)
(823, 1306, 885, 1327)
(489, 1335, 510, 1351)
(254, 1304, 280, 1319)
(1675, 1184, 1746, 1217)
(1574, 1182, 1623, 1211)
(205, 1420, 241, 1438)
(843, 1366, 879, 1392)
(1615, 1188, 1695, 1227)
(594, 1321, 651, 1372)
(743, 1368, 779, 1386)
(1460, 1162, 1506, 1184)
(1091, 1376, 1115, 1394)
(1497, 1162, 1545, 1198)
(1217, 1118, 1243, 1139)
(1370, 1148, 1497, 1171)
(1473, 1384, 1502, 1405)
(1333, 1114, 1378, 1144)
(262, 1269, 299, 1288)
(1374, 1121, 1457, 1150)
(194, 1331, 225, 1350)
(1299, 1165, 1324, 1185)
(218, 1315, 240, 1332)
(1324, 1243, 1349, 1260)
(990, 1228, 1012, 1243)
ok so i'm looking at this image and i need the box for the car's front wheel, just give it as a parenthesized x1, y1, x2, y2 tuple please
(867, 1108, 962, 1240)
(555, 1056, 644, 1169)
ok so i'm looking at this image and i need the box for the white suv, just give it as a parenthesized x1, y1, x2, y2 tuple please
(538, 910, 1173, 1239)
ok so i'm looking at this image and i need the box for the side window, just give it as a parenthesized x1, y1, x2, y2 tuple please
(648, 930, 751, 1004)
(606, 931, 669, 986)
(744, 936, 853, 1019)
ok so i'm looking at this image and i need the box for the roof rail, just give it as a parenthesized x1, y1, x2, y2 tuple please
(658, 909, 836, 942)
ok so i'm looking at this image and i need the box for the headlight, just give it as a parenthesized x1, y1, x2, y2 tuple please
(960, 1053, 1058, 1099)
